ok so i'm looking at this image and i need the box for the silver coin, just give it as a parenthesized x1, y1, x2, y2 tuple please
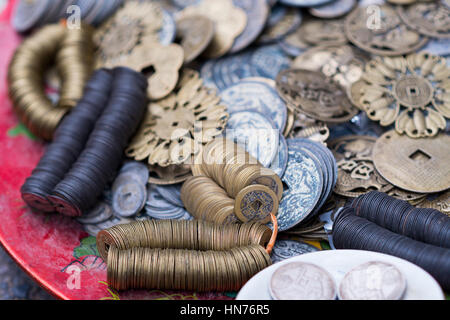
(225, 111, 279, 167)
(119, 161, 149, 185)
(112, 181, 147, 217)
(84, 216, 132, 237)
(268, 134, 288, 177)
(269, 262, 337, 300)
(221, 81, 287, 131)
(270, 240, 319, 264)
(309, 0, 357, 19)
(339, 261, 407, 300)
(76, 201, 113, 224)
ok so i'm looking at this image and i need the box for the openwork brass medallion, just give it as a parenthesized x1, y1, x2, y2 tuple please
(397, 0, 450, 39)
(344, 5, 429, 56)
(176, 15, 215, 64)
(329, 135, 425, 200)
(297, 18, 348, 47)
(372, 130, 450, 194)
(292, 45, 370, 90)
(177, 0, 247, 58)
(126, 69, 229, 167)
(355, 52, 449, 138)
(276, 69, 359, 123)
(148, 164, 193, 185)
(288, 113, 330, 145)
(94, 1, 163, 67)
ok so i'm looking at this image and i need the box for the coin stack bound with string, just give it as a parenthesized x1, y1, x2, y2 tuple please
(97, 219, 274, 291)
(182, 138, 283, 224)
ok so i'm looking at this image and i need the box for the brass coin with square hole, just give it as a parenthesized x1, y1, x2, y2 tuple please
(372, 130, 450, 193)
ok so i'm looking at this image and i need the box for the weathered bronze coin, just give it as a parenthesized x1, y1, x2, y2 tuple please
(276, 69, 359, 123)
(344, 5, 429, 56)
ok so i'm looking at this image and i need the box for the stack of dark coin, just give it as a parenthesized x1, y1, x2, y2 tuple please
(333, 206, 450, 291)
(21, 69, 113, 213)
(350, 191, 450, 248)
(49, 67, 148, 217)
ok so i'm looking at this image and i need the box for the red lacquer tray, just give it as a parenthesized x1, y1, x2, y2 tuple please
(0, 1, 236, 300)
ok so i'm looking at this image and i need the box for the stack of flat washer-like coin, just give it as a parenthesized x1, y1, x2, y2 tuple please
(21, 68, 113, 213)
(7, 23, 94, 140)
(333, 205, 450, 291)
(49, 67, 148, 217)
(21, 67, 148, 217)
(98, 219, 272, 291)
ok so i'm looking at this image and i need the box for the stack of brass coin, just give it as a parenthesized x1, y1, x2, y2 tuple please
(181, 175, 238, 224)
(107, 245, 271, 291)
(7, 23, 94, 140)
(97, 219, 272, 261)
(192, 138, 283, 200)
(56, 25, 95, 109)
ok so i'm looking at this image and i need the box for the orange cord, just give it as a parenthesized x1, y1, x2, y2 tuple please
(265, 213, 278, 255)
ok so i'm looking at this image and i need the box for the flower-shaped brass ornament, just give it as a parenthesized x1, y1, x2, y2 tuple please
(126, 69, 229, 167)
(354, 52, 450, 138)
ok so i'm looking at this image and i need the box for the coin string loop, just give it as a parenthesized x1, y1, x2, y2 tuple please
(97, 219, 275, 291)
(333, 207, 450, 291)
(7, 23, 95, 140)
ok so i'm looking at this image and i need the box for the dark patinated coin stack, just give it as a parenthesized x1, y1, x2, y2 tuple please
(350, 191, 450, 249)
(333, 207, 450, 291)
(21, 69, 113, 213)
(49, 67, 148, 217)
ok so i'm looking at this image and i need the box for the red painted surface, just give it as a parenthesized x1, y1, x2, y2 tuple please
(0, 0, 231, 300)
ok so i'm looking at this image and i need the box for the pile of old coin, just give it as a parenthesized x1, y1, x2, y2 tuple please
(12, 0, 124, 32)
(8, 0, 450, 297)
(98, 219, 272, 291)
(7, 23, 94, 140)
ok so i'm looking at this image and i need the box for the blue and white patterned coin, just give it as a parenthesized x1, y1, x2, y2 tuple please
(154, 184, 184, 207)
(279, 0, 335, 7)
(269, 134, 288, 178)
(212, 52, 253, 91)
(270, 239, 319, 263)
(271, 146, 323, 231)
(249, 44, 291, 80)
(230, 0, 269, 53)
(172, 0, 201, 8)
(420, 38, 450, 56)
(159, 10, 176, 45)
(278, 36, 309, 57)
(288, 139, 336, 216)
(309, 0, 356, 19)
(221, 81, 287, 131)
(225, 111, 279, 167)
(200, 59, 219, 90)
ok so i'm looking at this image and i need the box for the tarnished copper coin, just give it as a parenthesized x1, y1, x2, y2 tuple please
(276, 69, 359, 123)
(292, 44, 370, 90)
(397, 0, 450, 39)
(176, 15, 214, 64)
(344, 5, 429, 56)
(372, 130, 450, 193)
